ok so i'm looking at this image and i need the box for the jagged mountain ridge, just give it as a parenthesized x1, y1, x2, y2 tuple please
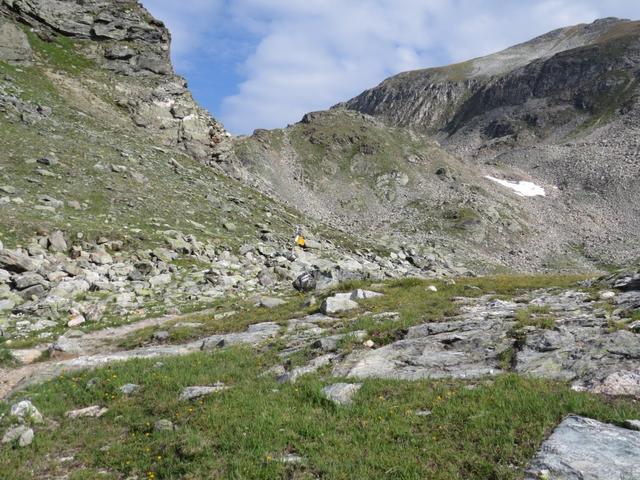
(340, 17, 640, 134)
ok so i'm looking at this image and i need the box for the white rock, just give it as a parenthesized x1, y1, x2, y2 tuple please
(600, 291, 616, 300)
(65, 405, 108, 419)
(2, 425, 34, 447)
(427, 285, 438, 292)
(321, 383, 362, 406)
(350, 289, 383, 300)
(10, 400, 44, 424)
(258, 296, 286, 308)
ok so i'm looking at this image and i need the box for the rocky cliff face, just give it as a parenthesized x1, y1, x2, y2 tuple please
(341, 18, 640, 136)
(0, 0, 231, 163)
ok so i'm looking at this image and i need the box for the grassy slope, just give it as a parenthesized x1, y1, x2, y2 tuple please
(2, 274, 620, 479)
(2, 347, 640, 479)
(0, 31, 364, 255)
(233, 109, 531, 264)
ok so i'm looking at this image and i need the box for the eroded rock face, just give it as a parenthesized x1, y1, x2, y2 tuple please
(525, 415, 640, 479)
(0, 0, 231, 163)
(0, 16, 32, 62)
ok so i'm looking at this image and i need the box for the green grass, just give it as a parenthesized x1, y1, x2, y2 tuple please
(116, 294, 312, 350)
(514, 306, 556, 330)
(2, 347, 640, 479)
(24, 28, 95, 72)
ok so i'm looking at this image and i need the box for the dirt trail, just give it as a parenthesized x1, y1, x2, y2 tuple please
(0, 307, 241, 400)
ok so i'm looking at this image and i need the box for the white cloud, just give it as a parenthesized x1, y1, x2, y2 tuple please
(142, 0, 640, 133)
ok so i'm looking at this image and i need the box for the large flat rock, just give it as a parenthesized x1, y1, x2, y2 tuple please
(525, 415, 640, 479)
(333, 316, 513, 380)
(333, 298, 517, 380)
(333, 292, 640, 395)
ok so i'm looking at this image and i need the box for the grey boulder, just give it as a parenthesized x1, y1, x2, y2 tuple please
(0, 250, 36, 273)
(0, 18, 32, 62)
(321, 383, 362, 406)
(525, 415, 640, 479)
(47, 230, 67, 252)
(321, 293, 359, 315)
(2, 425, 34, 447)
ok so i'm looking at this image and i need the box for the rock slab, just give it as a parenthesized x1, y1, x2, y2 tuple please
(321, 383, 362, 406)
(179, 383, 228, 401)
(525, 415, 640, 479)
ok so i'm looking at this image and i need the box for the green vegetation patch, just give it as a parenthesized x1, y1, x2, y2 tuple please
(338, 274, 586, 347)
(1, 347, 640, 479)
(24, 28, 95, 72)
(514, 305, 556, 330)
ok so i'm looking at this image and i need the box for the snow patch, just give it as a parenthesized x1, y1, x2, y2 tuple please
(485, 176, 546, 197)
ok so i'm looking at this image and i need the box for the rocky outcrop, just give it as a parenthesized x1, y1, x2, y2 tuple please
(341, 18, 640, 135)
(334, 289, 640, 396)
(0, 229, 438, 346)
(0, 15, 31, 61)
(525, 415, 640, 479)
(0, 0, 231, 162)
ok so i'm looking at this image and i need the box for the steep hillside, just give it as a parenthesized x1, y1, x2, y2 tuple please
(0, 0, 438, 357)
(234, 109, 531, 273)
(235, 18, 640, 272)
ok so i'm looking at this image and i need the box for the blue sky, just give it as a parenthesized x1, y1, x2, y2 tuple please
(142, 0, 640, 134)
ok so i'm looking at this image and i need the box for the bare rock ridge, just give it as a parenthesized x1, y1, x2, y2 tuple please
(0, 0, 231, 163)
(340, 17, 639, 134)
